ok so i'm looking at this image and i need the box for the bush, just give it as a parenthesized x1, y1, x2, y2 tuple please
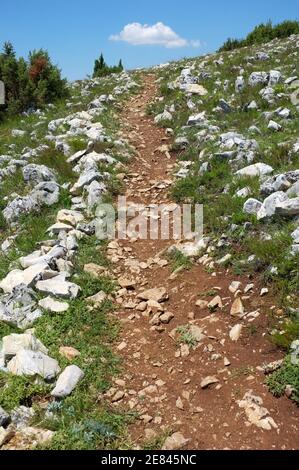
(0, 41, 68, 120)
(218, 20, 299, 52)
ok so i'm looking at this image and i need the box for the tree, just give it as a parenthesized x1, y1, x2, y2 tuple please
(99, 53, 105, 69)
(218, 19, 299, 52)
(0, 42, 68, 120)
(3, 41, 15, 57)
(93, 52, 107, 77)
(93, 53, 124, 78)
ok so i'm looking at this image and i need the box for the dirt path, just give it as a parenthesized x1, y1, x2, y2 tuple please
(106, 75, 299, 450)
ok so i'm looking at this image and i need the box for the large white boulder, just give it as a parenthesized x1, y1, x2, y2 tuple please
(7, 350, 60, 380)
(236, 163, 273, 178)
(275, 197, 299, 216)
(35, 275, 80, 299)
(0, 262, 55, 294)
(1, 332, 48, 360)
(257, 192, 289, 220)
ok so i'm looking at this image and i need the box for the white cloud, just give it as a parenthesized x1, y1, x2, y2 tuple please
(110, 22, 200, 49)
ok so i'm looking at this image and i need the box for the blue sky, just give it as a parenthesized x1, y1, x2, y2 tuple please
(0, 0, 298, 80)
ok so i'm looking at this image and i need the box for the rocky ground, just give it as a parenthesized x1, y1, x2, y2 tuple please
(0, 34, 299, 450)
(100, 75, 299, 451)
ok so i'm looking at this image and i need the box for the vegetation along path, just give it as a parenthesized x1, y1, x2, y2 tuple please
(104, 74, 299, 450)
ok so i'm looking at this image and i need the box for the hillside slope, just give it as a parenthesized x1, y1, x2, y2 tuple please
(0, 34, 298, 450)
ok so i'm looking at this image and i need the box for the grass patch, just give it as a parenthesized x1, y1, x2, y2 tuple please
(176, 325, 199, 349)
(168, 249, 192, 272)
(271, 320, 299, 349)
(32, 147, 75, 185)
(266, 356, 299, 403)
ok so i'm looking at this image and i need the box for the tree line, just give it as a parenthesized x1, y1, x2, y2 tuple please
(93, 53, 124, 78)
(0, 43, 125, 121)
(218, 20, 299, 52)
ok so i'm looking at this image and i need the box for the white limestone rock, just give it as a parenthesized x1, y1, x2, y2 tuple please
(51, 365, 84, 398)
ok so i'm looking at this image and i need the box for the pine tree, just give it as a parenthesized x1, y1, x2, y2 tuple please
(93, 53, 124, 78)
(3, 41, 15, 57)
(93, 53, 107, 77)
(99, 53, 105, 69)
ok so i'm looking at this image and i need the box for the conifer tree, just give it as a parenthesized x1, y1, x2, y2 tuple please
(0, 42, 68, 120)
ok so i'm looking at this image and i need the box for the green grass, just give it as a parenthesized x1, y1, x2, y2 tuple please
(168, 248, 193, 272)
(31, 146, 75, 185)
(142, 429, 171, 451)
(0, 373, 49, 411)
(266, 356, 299, 403)
(271, 320, 299, 349)
(176, 325, 199, 349)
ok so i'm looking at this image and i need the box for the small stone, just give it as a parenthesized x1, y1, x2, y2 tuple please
(229, 281, 241, 294)
(230, 298, 244, 317)
(268, 120, 282, 132)
(185, 84, 208, 95)
(159, 311, 174, 324)
(10, 406, 34, 428)
(15, 426, 54, 445)
(112, 391, 125, 403)
(201, 376, 219, 389)
(86, 291, 107, 305)
(229, 324, 243, 342)
(118, 277, 136, 289)
(176, 397, 184, 410)
(117, 341, 127, 351)
(156, 379, 166, 387)
(162, 432, 189, 450)
(140, 415, 153, 425)
(47, 222, 74, 234)
(0, 262, 53, 294)
(56, 209, 84, 226)
(196, 299, 209, 309)
(260, 288, 269, 297)
(217, 254, 232, 265)
(38, 297, 69, 313)
(136, 302, 147, 312)
(244, 284, 254, 294)
(208, 296, 223, 310)
(59, 346, 80, 360)
(147, 299, 164, 312)
(137, 287, 168, 303)
(285, 385, 295, 399)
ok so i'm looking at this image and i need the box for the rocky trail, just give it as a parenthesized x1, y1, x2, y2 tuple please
(0, 34, 299, 451)
(104, 75, 299, 450)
